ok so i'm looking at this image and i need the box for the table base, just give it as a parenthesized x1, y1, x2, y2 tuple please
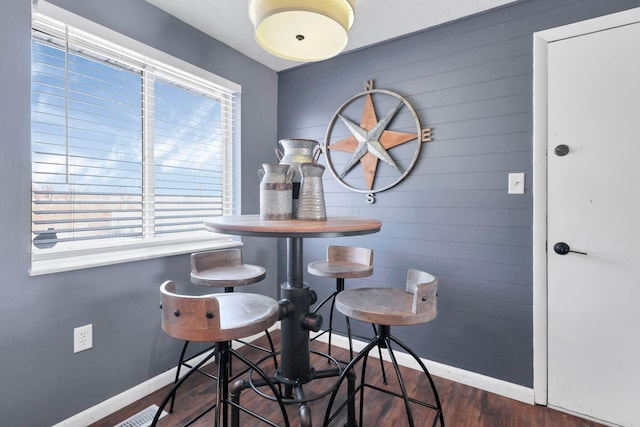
(229, 350, 357, 427)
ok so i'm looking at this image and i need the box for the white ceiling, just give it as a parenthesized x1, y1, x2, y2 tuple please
(146, 0, 519, 72)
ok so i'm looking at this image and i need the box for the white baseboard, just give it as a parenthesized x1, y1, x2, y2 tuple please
(53, 369, 177, 427)
(52, 325, 277, 427)
(311, 329, 535, 405)
(55, 325, 533, 426)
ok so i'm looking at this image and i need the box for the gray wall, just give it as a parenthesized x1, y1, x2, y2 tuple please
(0, 0, 278, 425)
(278, 0, 640, 387)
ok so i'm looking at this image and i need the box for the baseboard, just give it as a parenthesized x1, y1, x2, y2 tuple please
(52, 325, 278, 427)
(55, 324, 534, 426)
(311, 329, 535, 405)
(52, 361, 189, 427)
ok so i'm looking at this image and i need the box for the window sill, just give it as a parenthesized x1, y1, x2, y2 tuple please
(29, 238, 242, 276)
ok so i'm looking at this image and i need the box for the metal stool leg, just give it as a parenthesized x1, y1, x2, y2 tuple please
(389, 334, 444, 427)
(311, 289, 339, 353)
(170, 340, 190, 413)
(170, 340, 217, 416)
(346, 316, 354, 358)
(323, 324, 444, 427)
(383, 332, 416, 426)
(373, 324, 388, 384)
(323, 337, 380, 426)
(331, 278, 346, 357)
(327, 290, 337, 358)
(215, 341, 230, 427)
(151, 349, 217, 426)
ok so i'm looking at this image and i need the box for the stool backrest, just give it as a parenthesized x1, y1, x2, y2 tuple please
(327, 246, 373, 267)
(406, 269, 437, 319)
(160, 281, 221, 342)
(191, 248, 242, 274)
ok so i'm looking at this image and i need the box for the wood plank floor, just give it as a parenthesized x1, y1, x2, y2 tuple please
(89, 331, 605, 427)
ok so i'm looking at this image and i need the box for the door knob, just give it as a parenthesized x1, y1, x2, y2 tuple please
(553, 242, 587, 255)
(554, 144, 570, 156)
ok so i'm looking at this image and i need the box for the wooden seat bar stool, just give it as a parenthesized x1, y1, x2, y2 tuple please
(152, 281, 290, 427)
(191, 248, 266, 290)
(307, 246, 371, 356)
(307, 245, 386, 382)
(167, 248, 274, 421)
(323, 269, 445, 427)
(190, 249, 276, 358)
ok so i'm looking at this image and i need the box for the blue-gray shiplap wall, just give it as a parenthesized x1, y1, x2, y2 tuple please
(277, 0, 640, 386)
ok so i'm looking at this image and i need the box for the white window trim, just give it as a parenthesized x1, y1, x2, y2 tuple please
(30, 237, 243, 276)
(29, 0, 242, 276)
(32, 1, 241, 94)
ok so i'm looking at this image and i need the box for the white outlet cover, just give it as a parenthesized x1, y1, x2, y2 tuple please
(74, 324, 93, 353)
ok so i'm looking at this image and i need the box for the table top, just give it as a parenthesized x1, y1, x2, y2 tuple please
(204, 215, 381, 238)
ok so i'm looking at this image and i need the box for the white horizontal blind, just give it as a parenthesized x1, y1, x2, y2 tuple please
(152, 75, 230, 236)
(31, 14, 236, 260)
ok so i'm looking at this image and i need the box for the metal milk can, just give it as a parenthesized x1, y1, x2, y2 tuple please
(259, 163, 293, 220)
(296, 163, 327, 221)
(275, 138, 321, 180)
(276, 139, 321, 214)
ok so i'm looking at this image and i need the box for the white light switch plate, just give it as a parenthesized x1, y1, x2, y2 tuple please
(508, 172, 525, 194)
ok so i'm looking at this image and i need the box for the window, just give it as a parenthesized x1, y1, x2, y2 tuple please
(30, 7, 240, 275)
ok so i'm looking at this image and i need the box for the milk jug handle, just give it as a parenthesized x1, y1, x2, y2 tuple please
(313, 146, 322, 163)
(275, 146, 283, 161)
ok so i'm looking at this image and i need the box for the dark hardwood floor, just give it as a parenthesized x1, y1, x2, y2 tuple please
(89, 332, 604, 427)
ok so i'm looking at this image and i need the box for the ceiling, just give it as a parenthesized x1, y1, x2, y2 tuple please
(146, 0, 519, 72)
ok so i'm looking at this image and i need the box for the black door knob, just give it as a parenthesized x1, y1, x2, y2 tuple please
(554, 144, 570, 156)
(553, 242, 587, 256)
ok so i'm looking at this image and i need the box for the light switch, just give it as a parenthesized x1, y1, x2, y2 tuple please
(508, 172, 525, 194)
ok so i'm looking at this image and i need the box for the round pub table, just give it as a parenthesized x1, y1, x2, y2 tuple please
(204, 215, 381, 426)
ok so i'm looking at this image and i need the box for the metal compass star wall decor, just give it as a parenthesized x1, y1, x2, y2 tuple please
(323, 80, 432, 203)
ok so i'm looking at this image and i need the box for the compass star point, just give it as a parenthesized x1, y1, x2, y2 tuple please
(380, 130, 418, 149)
(328, 136, 359, 152)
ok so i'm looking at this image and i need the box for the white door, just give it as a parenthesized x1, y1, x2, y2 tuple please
(547, 21, 640, 427)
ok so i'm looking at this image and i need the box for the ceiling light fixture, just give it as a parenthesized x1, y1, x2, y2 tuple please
(249, 0, 355, 62)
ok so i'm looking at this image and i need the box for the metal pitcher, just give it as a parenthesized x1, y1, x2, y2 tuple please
(296, 163, 326, 221)
(276, 139, 321, 216)
(275, 138, 322, 183)
(259, 163, 293, 220)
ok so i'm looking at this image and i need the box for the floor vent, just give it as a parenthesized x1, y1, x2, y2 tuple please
(113, 404, 166, 427)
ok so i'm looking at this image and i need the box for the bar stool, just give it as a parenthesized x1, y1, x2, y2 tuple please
(191, 248, 266, 289)
(307, 246, 373, 358)
(323, 269, 444, 427)
(168, 248, 274, 419)
(191, 249, 276, 359)
(152, 281, 290, 427)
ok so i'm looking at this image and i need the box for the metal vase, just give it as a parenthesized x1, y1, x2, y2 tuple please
(296, 163, 327, 221)
(276, 139, 321, 215)
(275, 138, 321, 182)
(259, 163, 293, 220)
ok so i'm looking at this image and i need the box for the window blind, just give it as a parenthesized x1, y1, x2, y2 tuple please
(31, 14, 237, 261)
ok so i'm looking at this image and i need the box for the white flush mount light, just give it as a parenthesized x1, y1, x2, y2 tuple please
(249, 0, 355, 62)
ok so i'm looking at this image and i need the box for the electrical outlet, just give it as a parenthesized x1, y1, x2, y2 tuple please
(74, 324, 93, 353)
